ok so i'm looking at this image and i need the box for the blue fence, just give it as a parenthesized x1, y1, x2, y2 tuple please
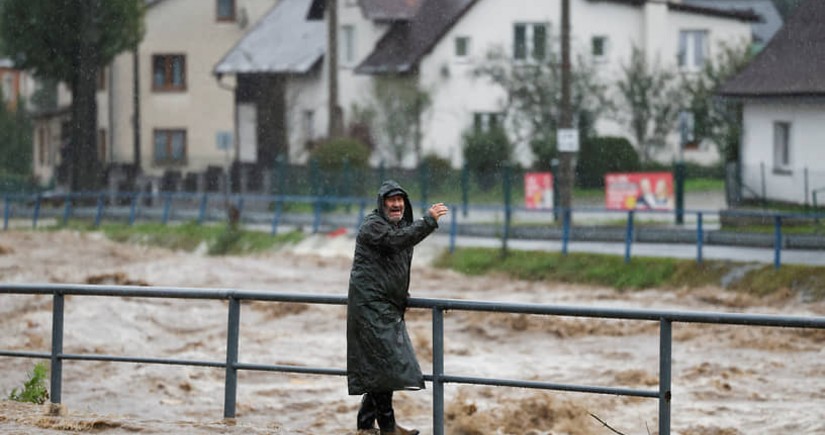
(2, 283, 824, 434)
(3, 191, 825, 268)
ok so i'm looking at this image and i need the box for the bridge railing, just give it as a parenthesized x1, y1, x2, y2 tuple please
(2, 283, 825, 434)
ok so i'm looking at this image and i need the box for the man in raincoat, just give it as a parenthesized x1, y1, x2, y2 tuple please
(347, 180, 448, 435)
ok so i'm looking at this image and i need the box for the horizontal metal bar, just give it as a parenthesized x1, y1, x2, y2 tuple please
(60, 353, 225, 368)
(0, 350, 51, 359)
(235, 363, 346, 377)
(436, 374, 659, 398)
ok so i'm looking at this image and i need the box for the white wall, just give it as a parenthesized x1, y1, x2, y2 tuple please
(740, 100, 825, 204)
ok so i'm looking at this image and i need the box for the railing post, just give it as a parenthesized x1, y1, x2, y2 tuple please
(658, 319, 672, 435)
(312, 197, 322, 234)
(355, 199, 366, 232)
(162, 194, 172, 225)
(696, 212, 704, 264)
(94, 193, 105, 227)
(50, 292, 65, 405)
(561, 208, 571, 256)
(62, 193, 73, 225)
(197, 193, 208, 225)
(449, 204, 457, 254)
(271, 197, 283, 236)
(432, 307, 445, 435)
(774, 215, 782, 270)
(3, 195, 9, 230)
(624, 210, 635, 263)
(33, 193, 42, 229)
(129, 193, 139, 226)
(224, 296, 241, 419)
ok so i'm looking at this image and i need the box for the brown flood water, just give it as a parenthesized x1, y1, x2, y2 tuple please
(1, 230, 824, 434)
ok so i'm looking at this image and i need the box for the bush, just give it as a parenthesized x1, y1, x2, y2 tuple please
(420, 153, 453, 191)
(463, 128, 512, 191)
(8, 362, 49, 404)
(575, 136, 640, 188)
(529, 136, 557, 172)
(309, 136, 371, 197)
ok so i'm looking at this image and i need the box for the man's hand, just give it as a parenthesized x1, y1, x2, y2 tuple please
(428, 202, 449, 222)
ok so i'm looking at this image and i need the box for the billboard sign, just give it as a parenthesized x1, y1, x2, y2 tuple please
(524, 172, 554, 210)
(605, 172, 674, 210)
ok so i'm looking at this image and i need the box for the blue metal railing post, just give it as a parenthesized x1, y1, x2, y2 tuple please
(356, 199, 366, 231)
(561, 208, 571, 256)
(236, 197, 245, 224)
(271, 198, 282, 236)
(624, 211, 635, 263)
(432, 307, 445, 435)
(33, 194, 42, 229)
(774, 215, 782, 269)
(62, 193, 73, 225)
(50, 292, 65, 404)
(658, 319, 672, 435)
(94, 193, 105, 227)
(449, 205, 457, 254)
(224, 296, 240, 419)
(161, 194, 173, 225)
(312, 197, 322, 234)
(128, 193, 139, 226)
(3, 195, 9, 230)
(197, 194, 208, 225)
(696, 212, 704, 264)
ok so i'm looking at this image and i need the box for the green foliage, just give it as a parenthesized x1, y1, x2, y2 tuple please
(575, 136, 640, 188)
(614, 46, 683, 162)
(435, 248, 825, 298)
(420, 154, 452, 191)
(0, 99, 33, 179)
(309, 136, 371, 198)
(529, 136, 556, 172)
(462, 127, 513, 191)
(8, 362, 49, 404)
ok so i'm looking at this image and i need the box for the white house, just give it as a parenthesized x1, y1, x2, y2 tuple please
(718, 0, 825, 205)
(217, 0, 756, 171)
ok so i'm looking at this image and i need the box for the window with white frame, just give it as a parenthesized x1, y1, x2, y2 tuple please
(773, 121, 791, 172)
(513, 23, 548, 61)
(473, 112, 503, 133)
(340, 25, 356, 66)
(591, 35, 608, 62)
(455, 36, 470, 60)
(678, 30, 708, 71)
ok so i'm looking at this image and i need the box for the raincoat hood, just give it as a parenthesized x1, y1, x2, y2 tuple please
(376, 179, 414, 225)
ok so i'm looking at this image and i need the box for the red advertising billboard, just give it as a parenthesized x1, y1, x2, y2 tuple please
(524, 172, 554, 210)
(605, 172, 674, 210)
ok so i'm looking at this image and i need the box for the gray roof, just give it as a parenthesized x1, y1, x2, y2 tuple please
(683, 0, 782, 44)
(718, 0, 825, 98)
(359, 0, 423, 21)
(214, 0, 325, 75)
(356, 0, 477, 74)
(592, 0, 759, 21)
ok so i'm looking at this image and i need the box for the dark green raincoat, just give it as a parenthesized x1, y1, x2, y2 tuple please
(347, 180, 439, 395)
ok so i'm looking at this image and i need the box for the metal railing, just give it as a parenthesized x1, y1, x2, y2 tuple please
(2, 283, 825, 434)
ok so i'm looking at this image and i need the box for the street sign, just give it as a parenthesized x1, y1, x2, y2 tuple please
(557, 128, 579, 153)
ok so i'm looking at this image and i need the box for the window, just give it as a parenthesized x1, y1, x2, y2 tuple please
(217, 0, 235, 21)
(473, 112, 502, 133)
(773, 122, 791, 172)
(152, 54, 186, 91)
(154, 129, 187, 165)
(98, 128, 107, 162)
(340, 25, 356, 66)
(592, 36, 608, 61)
(1, 73, 12, 102)
(455, 36, 470, 60)
(678, 30, 707, 70)
(514, 23, 548, 61)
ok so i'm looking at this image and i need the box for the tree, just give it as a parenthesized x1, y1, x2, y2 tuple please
(367, 76, 431, 167)
(0, 96, 32, 179)
(0, 0, 144, 191)
(614, 47, 683, 163)
(472, 45, 610, 170)
(680, 42, 753, 162)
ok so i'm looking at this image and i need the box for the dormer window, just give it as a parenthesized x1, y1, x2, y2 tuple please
(217, 0, 235, 22)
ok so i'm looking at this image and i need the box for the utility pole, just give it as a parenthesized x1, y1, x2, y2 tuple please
(327, 0, 343, 137)
(558, 0, 576, 215)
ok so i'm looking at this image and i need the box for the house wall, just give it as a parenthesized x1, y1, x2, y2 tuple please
(346, 0, 752, 168)
(740, 100, 825, 204)
(98, 0, 276, 178)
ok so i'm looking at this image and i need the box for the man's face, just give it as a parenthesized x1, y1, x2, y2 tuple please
(383, 194, 405, 224)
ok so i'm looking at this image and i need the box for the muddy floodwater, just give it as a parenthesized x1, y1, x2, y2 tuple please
(1, 230, 824, 434)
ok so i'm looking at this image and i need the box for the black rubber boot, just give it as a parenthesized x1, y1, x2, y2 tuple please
(357, 394, 377, 430)
(372, 391, 396, 432)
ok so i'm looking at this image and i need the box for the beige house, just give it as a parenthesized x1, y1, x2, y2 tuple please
(32, 0, 277, 190)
